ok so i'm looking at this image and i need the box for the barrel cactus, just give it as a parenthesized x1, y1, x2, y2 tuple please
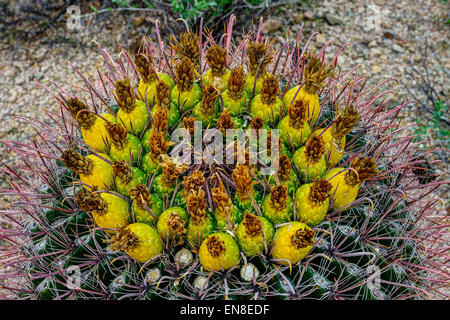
(0, 16, 448, 300)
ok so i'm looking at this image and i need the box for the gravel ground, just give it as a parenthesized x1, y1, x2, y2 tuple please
(0, 0, 448, 297)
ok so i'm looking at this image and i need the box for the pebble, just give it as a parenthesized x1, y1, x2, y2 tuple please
(304, 11, 314, 20)
(324, 13, 345, 25)
(392, 43, 405, 53)
(262, 19, 282, 33)
(293, 13, 304, 24)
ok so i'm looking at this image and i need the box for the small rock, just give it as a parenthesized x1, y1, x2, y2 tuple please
(134, 16, 144, 27)
(262, 19, 282, 33)
(371, 65, 382, 73)
(392, 44, 405, 53)
(0, 200, 9, 210)
(370, 48, 382, 58)
(324, 13, 345, 26)
(383, 29, 397, 39)
(315, 33, 327, 45)
(368, 40, 377, 48)
(293, 13, 304, 24)
(304, 11, 314, 20)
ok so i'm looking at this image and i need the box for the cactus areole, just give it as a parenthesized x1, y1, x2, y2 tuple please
(0, 16, 447, 301)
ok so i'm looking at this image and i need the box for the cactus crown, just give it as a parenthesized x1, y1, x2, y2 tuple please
(291, 227, 315, 249)
(260, 74, 279, 105)
(243, 212, 263, 236)
(134, 53, 156, 83)
(110, 228, 140, 252)
(332, 104, 360, 139)
(309, 180, 332, 205)
(270, 185, 288, 211)
(2, 16, 446, 301)
(175, 57, 195, 91)
(75, 188, 107, 214)
(170, 31, 200, 66)
(186, 188, 207, 224)
(345, 156, 378, 186)
(305, 135, 325, 163)
(206, 235, 225, 257)
(106, 123, 128, 150)
(200, 85, 219, 115)
(288, 99, 308, 129)
(303, 53, 334, 94)
(156, 80, 171, 107)
(278, 154, 292, 181)
(115, 78, 136, 113)
(248, 41, 273, 76)
(232, 164, 254, 200)
(61, 149, 93, 175)
(228, 66, 245, 100)
(112, 160, 133, 184)
(217, 109, 235, 134)
(129, 184, 152, 210)
(66, 97, 96, 129)
(206, 45, 227, 76)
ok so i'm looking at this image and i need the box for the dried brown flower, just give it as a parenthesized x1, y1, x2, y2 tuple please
(112, 160, 133, 184)
(206, 235, 225, 257)
(242, 212, 262, 237)
(232, 165, 254, 200)
(62, 149, 93, 175)
(270, 185, 288, 211)
(305, 135, 325, 163)
(175, 57, 195, 91)
(288, 99, 308, 129)
(200, 85, 219, 115)
(308, 180, 332, 205)
(105, 123, 128, 150)
(129, 184, 152, 211)
(115, 78, 136, 113)
(228, 66, 245, 100)
(291, 227, 315, 249)
(303, 53, 334, 94)
(66, 98, 96, 129)
(260, 74, 279, 105)
(248, 41, 273, 76)
(206, 45, 227, 76)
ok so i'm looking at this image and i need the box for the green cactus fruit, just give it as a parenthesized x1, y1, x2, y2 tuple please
(236, 212, 274, 257)
(112, 161, 146, 197)
(249, 74, 283, 125)
(129, 184, 163, 225)
(295, 180, 332, 227)
(106, 122, 141, 164)
(262, 185, 293, 224)
(191, 85, 220, 127)
(203, 45, 230, 92)
(277, 99, 311, 150)
(292, 134, 327, 182)
(115, 78, 149, 136)
(156, 206, 188, 245)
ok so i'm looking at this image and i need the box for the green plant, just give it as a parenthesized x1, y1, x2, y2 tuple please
(0, 16, 448, 300)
